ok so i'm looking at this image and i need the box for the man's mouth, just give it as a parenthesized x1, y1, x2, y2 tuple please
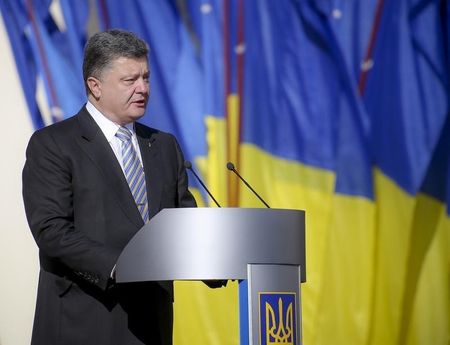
(132, 99, 146, 106)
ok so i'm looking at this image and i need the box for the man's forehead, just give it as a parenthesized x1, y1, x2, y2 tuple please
(113, 56, 148, 65)
(109, 56, 149, 72)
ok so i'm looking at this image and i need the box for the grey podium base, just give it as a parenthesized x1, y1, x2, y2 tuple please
(241, 264, 302, 345)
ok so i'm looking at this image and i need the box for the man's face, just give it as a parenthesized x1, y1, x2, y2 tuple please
(91, 56, 150, 125)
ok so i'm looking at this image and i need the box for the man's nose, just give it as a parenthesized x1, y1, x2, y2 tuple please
(135, 77, 149, 93)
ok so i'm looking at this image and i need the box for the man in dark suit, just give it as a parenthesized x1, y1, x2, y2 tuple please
(22, 29, 196, 345)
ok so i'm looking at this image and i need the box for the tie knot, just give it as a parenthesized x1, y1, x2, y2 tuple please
(116, 127, 132, 142)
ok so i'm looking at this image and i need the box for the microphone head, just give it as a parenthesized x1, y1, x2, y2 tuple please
(226, 162, 235, 171)
(184, 160, 192, 169)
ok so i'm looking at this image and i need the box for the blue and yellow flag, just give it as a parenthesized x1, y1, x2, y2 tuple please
(2, 0, 448, 344)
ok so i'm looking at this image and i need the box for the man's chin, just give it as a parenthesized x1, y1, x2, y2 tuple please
(129, 111, 146, 121)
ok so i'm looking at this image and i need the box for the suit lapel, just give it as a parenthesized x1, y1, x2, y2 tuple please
(135, 123, 163, 219)
(75, 108, 144, 229)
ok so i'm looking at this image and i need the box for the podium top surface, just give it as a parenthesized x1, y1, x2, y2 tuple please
(116, 207, 306, 282)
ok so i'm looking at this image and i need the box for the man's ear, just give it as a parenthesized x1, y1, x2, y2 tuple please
(87, 77, 101, 100)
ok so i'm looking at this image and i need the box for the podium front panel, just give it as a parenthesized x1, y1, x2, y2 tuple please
(246, 264, 302, 345)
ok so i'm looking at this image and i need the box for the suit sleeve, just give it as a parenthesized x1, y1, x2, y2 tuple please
(171, 135, 197, 208)
(22, 130, 119, 290)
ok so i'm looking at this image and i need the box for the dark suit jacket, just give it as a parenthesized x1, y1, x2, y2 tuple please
(22, 106, 196, 345)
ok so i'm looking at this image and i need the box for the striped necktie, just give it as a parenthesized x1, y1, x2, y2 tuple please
(115, 126, 149, 223)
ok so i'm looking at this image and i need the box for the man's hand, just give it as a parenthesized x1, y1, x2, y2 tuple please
(203, 280, 228, 289)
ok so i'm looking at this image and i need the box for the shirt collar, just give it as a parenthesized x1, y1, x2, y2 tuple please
(86, 101, 135, 142)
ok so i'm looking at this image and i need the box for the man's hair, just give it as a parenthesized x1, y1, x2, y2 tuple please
(82, 29, 149, 94)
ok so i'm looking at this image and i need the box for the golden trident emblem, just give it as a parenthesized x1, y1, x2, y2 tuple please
(265, 297, 294, 345)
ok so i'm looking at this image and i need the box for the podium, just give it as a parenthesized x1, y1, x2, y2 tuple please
(116, 208, 306, 345)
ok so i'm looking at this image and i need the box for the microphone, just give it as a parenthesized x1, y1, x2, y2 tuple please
(184, 160, 221, 207)
(226, 162, 270, 208)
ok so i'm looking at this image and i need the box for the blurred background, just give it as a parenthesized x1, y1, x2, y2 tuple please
(0, 0, 448, 344)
